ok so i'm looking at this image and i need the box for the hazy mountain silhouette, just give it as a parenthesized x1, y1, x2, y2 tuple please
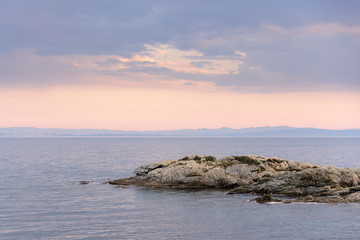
(0, 126, 359, 137)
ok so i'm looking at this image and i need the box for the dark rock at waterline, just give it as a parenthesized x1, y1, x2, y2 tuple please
(108, 154, 360, 204)
(79, 181, 92, 185)
(250, 194, 282, 204)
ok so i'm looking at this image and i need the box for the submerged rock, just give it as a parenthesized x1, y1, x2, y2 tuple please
(108, 155, 360, 204)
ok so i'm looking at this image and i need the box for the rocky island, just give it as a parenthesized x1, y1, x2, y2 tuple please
(109, 155, 360, 204)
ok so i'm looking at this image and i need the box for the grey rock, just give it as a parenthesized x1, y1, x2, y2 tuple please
(225, 164, 258, 179)
(134, 159, 176, 176)
(109, 155, 360, 204)
(203, 167, 227, 187)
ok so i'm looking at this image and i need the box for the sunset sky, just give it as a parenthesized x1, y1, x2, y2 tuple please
(1, 0, 359, 130)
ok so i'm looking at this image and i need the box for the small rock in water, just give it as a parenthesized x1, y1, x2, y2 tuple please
(79, 181, 92, 185)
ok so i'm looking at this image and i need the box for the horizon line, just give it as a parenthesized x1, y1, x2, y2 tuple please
(1, 126, 360, 131)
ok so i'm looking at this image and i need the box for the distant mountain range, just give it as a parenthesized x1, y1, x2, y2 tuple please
(0, 126, 360, 137)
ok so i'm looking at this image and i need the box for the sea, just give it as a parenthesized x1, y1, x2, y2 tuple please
(1, 137, 360, 240)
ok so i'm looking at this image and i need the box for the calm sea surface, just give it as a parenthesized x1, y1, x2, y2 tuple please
(1, 137, 360, 240)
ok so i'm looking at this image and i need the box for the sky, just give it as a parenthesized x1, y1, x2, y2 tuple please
(0, 0, 359, 130)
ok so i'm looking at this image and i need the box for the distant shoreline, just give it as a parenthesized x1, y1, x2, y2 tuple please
(1, 136, 360, 138)
(1, 126, 360, 137)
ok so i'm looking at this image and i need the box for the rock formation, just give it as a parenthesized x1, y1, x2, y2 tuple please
(108, 155, 360, 204)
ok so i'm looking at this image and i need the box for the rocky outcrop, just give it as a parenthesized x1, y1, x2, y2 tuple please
(108, 154, 360, 204)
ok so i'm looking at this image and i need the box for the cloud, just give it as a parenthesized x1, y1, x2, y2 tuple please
(93, 44, 243, 75)
(183, 81, 197, 86)
(0, 49, 131, 86)
(2, 0, 358, 55)
(0, 1, 359, 92)
(1, 35, 359, 92)
(235, 51, 247, 57)
(259, 22, 360, 40)
(299, 23, 360, 36)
